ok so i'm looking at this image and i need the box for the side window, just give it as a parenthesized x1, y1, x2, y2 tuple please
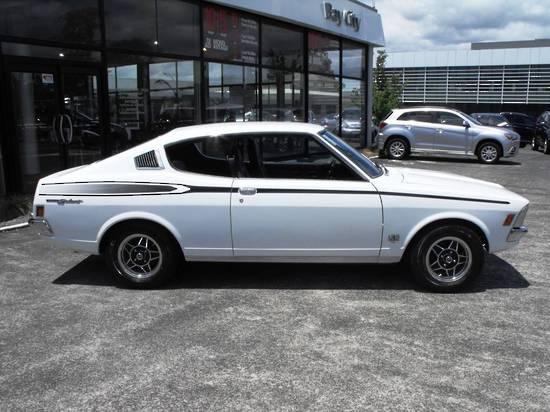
(398, 111, 433, 123)
(435, 112, 464, 126)
(241, 134, 361, 181)
(165, 137, 234, 177)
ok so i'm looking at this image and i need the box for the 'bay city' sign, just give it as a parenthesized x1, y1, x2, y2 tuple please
(322, 2, 361, 32)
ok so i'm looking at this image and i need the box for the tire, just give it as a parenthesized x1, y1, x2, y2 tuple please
(105, 222, 181, 287)
(531, 136, 539, 151)
(544, 139, 550, 155)
(408, 225, 485, 292)
(386, 137, 409, 160)
(477, 141, 501, 164)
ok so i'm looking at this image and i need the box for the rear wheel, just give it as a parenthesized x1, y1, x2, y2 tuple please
(105, 222, 180, 287)
(408, 225, 485, 292)
(386, 137, 409, 160)
(477, 141, 501, 164)
(531, 136, 539, 151)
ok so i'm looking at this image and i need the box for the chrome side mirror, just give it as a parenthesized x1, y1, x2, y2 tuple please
(463, 120, 470, 128)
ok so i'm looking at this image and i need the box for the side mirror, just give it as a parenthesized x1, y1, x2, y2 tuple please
(463, 120, 470, 128)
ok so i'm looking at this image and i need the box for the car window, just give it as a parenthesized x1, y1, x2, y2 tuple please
(435, 112, 464, 126)
(165, 137, 234, 177)
(238, 133, 362, 181)
(397, 111, 433, 123)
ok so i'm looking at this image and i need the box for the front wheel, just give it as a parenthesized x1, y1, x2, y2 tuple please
(105, 222, 180, 287)
(477, 142, 501, 164)
(408, 225, 485, 292)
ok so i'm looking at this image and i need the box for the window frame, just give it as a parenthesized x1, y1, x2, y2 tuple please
(434, 111, 465, 127)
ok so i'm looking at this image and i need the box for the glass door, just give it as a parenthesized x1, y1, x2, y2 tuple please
(7, 62, 103, 192)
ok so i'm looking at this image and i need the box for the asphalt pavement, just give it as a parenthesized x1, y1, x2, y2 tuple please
(1, 149, 549, 410)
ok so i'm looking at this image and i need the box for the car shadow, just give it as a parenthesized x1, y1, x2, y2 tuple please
(383, 156, 522, 166)
(53, 254, 529, 293)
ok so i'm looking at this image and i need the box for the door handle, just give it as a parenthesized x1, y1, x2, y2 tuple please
(238, 187, 257, 196)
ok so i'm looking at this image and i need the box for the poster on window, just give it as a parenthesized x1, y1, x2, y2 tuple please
(203, 5, 259, 64)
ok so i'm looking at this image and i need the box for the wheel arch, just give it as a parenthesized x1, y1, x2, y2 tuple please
(401, 214, 491, 261)
(384, 133, 412, 150)
(97, 212, 185, 256)
(474, 138, 503, 156)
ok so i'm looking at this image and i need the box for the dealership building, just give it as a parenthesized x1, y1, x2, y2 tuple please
(385, 39, 550, 117)
(0, 0, 384, 196)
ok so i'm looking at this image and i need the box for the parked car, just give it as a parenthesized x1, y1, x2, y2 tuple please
(377, 107, 521, 163)
(29, 122, 529, 292)
(500, 112, 536, 147)
(532, 111, 550, 154)
(470, 113, 512, 129)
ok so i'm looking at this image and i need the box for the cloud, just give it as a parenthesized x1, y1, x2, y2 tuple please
(375, 0, 550, 51)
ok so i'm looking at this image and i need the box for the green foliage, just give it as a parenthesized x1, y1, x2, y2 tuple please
(373, 49, 402, 123)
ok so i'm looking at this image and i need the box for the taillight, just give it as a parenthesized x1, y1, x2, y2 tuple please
(379, 121, 388, 130)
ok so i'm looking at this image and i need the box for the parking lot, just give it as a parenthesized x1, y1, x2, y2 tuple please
(1, 148, 549, 410)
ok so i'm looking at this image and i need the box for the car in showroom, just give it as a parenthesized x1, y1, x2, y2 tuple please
(377, 107, 521, 163)
(500, 112, 537, 148)
(29, 122, 529, 292)
(532, 111, 550, 154)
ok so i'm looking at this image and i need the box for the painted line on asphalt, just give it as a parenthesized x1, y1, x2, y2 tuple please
(0, 222, 29, 232)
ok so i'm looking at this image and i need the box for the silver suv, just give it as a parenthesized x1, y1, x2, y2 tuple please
(377, 107, 521, 163)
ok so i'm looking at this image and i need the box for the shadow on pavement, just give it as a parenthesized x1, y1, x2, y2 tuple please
(53, 254, 529, 292)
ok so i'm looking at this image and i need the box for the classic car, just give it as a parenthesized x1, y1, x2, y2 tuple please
(29, 122, 529, 291)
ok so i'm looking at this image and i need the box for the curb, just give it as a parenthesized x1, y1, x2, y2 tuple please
(0, 222, 29, 233)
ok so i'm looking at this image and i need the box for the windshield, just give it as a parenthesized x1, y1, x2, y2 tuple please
(459, 111, 482, 125)
(319, 130, 383, 178)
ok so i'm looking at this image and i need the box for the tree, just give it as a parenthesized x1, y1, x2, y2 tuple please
(373, 49, 402, 124)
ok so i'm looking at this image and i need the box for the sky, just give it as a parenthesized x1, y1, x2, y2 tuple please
(374, 0, 550, 52)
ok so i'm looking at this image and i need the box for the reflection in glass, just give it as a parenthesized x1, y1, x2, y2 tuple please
(261, 23, 303, 71)
(261, 70, 304, 121)
(309, 74, 340, 134)
(342, 41, 365, 79)
(205, 63, 258, 123)
(341, 78, 365, 146)
(108, 54, 200, 151)
(308, 32, 340, 75)
(0, 0, 100, 44)
(2, 42, 101, 62)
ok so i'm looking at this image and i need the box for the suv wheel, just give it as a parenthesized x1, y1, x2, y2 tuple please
(408, 225, 485, 292)
(531, 136, 539, 151)
(477, 142, 501, 164)
(386, 137, 409, 160)
(544, 139, 550, 155)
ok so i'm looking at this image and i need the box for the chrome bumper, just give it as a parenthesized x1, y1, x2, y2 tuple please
(28, 214, 54, 237)
(507, 225, 528, 242)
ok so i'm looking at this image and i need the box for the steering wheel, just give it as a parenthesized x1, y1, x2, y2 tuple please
(327, 159, 336, 179)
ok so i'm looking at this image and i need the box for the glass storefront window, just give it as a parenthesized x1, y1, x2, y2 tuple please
(203, 5, 259, 64)
(261, 69, 304, 121)
(309, 74, 340, 132)
(0, 0, 100, 45)
(2, 42, 101, 62)
(105, 0, 200, 56)
(108, 54, 200, 151)
(261, 23, 304, 71)
(342, 41, 365, 79)
(341, 78, 365, 146)
(308, 32, 340, 76)
(205, 63, 258, 122)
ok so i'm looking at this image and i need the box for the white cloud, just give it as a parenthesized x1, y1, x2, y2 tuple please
(375, 0, 550, 51)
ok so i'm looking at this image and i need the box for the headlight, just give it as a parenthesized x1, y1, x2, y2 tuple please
(505, 133, 518, 141)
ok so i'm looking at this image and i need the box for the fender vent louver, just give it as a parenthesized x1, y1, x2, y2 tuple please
(134, 150, 161, 169)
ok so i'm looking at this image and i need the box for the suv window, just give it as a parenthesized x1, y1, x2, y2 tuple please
(238, 133, 361, 181)
(435, 111, 464, 126)
(398, 111, 433, 123)
(165, 137, 234, 177)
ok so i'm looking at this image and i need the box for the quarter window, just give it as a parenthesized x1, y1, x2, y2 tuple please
(165, 137, 234, 177)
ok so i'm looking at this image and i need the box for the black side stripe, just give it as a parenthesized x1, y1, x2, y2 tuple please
(377, 191, 510, 205)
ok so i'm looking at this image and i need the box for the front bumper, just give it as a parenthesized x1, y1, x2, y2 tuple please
(503, 141, 520, 157)
(507, 225, 528, 242)
(28, 214, 54, 237)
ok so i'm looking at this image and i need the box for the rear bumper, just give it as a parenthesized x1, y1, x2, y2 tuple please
(28, 214, 54, 237)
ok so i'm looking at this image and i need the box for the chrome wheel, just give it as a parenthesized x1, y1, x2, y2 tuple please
(388, 140, 406, 158)
(117, 234, 163, 280)
(425, 236, 472, 283)
(480, 144, 498, 162)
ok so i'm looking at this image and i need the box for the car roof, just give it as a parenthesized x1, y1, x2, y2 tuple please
(471, 113, 504, 117)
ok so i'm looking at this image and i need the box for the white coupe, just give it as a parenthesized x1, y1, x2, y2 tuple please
(30, 122, 529, 291)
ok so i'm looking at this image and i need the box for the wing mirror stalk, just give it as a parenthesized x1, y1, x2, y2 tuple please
(463, 120, 471, 129)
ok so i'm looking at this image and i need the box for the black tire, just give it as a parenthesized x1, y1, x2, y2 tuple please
(531, 136, 539, 151)
(408, 225, 485, 292)
(544, 139, 550, 155)
(105, 222, 181, 287)
(477, 141, 501, 164)
(385, 137, 409, 160)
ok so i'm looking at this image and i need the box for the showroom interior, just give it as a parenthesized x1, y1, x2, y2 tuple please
(0, 0, 384, 195)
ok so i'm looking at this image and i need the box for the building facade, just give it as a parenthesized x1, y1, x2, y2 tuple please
(0, 0, 385, 195)
(385, 40, 550, 117)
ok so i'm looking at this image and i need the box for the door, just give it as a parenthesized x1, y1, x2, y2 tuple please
(402, 111, 435, 150)
(230, 133, 383, 261)
(433, 111, 468, 152)
(7, 62, 103, 192)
